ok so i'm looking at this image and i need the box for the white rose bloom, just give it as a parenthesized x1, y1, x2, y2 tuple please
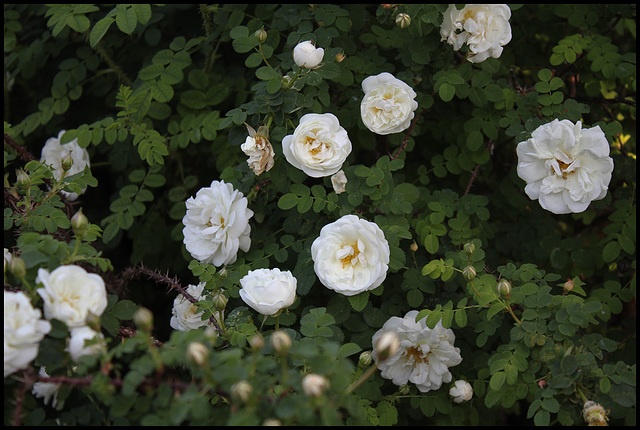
(170, 282, 223, 331)
(182, 180, 254, 266)
(449, 380, 473, 403)
(282, 113, 352, 178)
(311, 215, 390, 296)
(239, 268, 297, 316)
(67, 325, 105, 362)
(36, 265, 108, 329)
(32, 367, 60, 408)
(4, 248, 11, 275)
(4, 291, 52, 377)
(241, 124, 275, 176)
(371, 310, 463, 393)
(440, 4, 512, 63)
(330, 170, 348, 194)
(40, 130, 91, 201)
(293, 40, 324, 68)
(360, 72, 418, 135)
(516, 119, 614, 214)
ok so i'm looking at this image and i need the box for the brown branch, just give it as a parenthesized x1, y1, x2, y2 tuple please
(390, 107, 425, 161)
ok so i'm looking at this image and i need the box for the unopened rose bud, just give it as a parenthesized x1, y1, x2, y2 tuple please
(302, 373, 329, 397)
(449, 380, 473, 403)
(395, 13, 411, 28)
(463, 242, 475, 255)
(497, 279, 512, 298)
(16, 169, 30, 190)
(293, 40, 324, 69)
(563, 279, 574, 293)
(254, 27, 267, 43)
(250, 333, 265, 351)
(231, 380, 253, 404)
(358, 351, 373, 368)
(212, 291, 228, 311)
(335, 52, 346, 63)
(463, 265, 476, 281)
(410, 242, 418, 252)
(186, 341, 210, 367)
(9, 255, 26, 278)
(271, 330, 292, 356)
(218, 268, 227, 279)
(374, 331, 400, 362)
(582, 400, 608, 426)
(71, 208, 89, 237)
(399, 384, 410, 395)
(204, 325, 218, 343)
(61, 153, 74, 171)
(133, 306, 154, 332)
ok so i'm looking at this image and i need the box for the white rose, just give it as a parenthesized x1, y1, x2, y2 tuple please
(4, 290, 52, 377)
(311, 214, 390, 296)
(182, 180, 254, 266)
(282, 113, 352, 178)
(170, 282, 223, 331)
(36, 265, 108, 329)
(239, 268, 297, 316)
(440, 4, 512, 63)
(360, 72, 418, 135)
(449, 380, 473, 403)
(241, 124, 275, 175)
(4, 248, 11, 275)
(40, 130, 91, 201)
(32, 368, 60, 408)
(67, 325, 105, 362)
(516, 119, 614, 214)
(293, 40, 324, 68)
(371, 310, 463, 393)
(330, 170, 347, 194)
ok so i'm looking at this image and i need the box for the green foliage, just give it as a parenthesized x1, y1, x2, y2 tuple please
(4, 3, 636, 427)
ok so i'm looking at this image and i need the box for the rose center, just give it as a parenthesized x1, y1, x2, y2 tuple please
(405, 346, 429, 364)
(551, 150, 580, 179)
(337, 241, 364, 268)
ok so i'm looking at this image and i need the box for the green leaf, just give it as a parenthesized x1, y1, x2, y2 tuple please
(338, 343, 362, 359)
(278, 193, 298, 210)
(90, 17, 114, 48)
(347, 292, 369, 312)
(602, 241, 621, 262)
(489, 371, 506, 391)
(439, 82, 455, 102)
(115, 6, 137, 35)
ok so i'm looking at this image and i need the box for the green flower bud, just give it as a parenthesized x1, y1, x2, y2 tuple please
(212, 291, 228, 311)
(497, 279, 512, 298)
(254, 27, 267, 43)
(9, 255, 26, 278)
(249, 333, 265, 352)
(463, 265, 476, 281)
(133, 306, 154, 332)
(395, 13, 411, 28)
(16, 169, 30, 190)
(61, 153, 74, 171)
(463, 242, 475, 255)
(358, 350, 373, 367)
(71, 208, 89, 237)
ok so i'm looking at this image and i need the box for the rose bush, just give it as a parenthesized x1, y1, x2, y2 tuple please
(3, 3, 635, 427)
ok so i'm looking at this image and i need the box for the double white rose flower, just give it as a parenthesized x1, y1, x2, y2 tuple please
(40, 130, 91, 201)
(516, 119, 614, 214)
(440, 4, 512, 63)
(4, 290, 52, 377)
(360, 72, 418, 135)
(182, 180, 254, 266)
(311, 215, 390, 296)
(36, 265, 108, 329)
(372, 310, 463, 393)
(293, 40, 324, 69)
(170, 282, 223, 331)
(239, 268, 297, 316)
(282, 113, 352, 178)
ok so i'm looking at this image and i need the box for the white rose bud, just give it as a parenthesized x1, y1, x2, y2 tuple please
(271, 330, 292, 356)
(186, 341, 210, 367)
(293, 40, 324, 68)
(302, 373, 330, 397)
(449, 380, 473, 403)
(231, 380, 253, 404)
(67, 325, 105, 362)
(395, 13, 411, 28)
(134, 306, 154, 332)
(374, 331, 400, 362)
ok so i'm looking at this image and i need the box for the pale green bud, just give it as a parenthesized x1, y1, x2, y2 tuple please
(133, 306, 154, 332)
(16, 169, 30, 190)
(395, 13, 411, 28)
(463, 242, 475, 255)
(212, 291, 228, 311)
(231, 380, 253, 404)
(271, 330, 292, 356)
(497, 279, 512, 298)
(61, 153, 74, 171)
(254, 27, 268, 43)
(249, 333, 265, 352)
(463, 265, 476, 281)
(9, 255, 26, 278)
(358, 351, 373, 368)
(186, 341, 210, 367)
(71, 208, 89, 237)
